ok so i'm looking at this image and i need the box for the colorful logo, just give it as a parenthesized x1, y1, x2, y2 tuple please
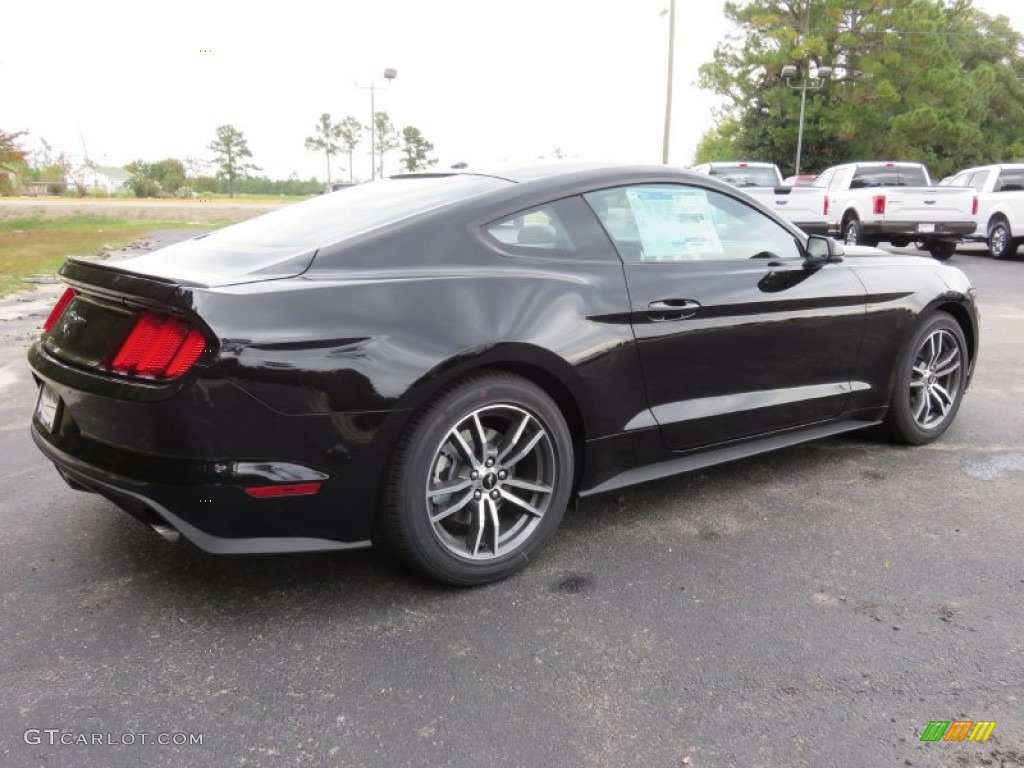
(920, 720, 997, 742)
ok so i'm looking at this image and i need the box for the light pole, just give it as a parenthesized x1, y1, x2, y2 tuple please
(662, 0, 676, 164)
(355, 67, 397, 180)
(781, 62, 831, 178)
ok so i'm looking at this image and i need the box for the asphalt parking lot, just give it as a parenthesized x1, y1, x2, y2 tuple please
(1, 242, 1021, 767)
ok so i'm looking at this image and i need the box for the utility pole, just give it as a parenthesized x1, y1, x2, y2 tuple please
(662, 0, 676, 164)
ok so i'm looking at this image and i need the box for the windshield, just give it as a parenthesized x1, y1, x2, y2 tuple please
(850, 165, 930, 187)
(707, 166, 780, 187)
(197, 175, 511, 249)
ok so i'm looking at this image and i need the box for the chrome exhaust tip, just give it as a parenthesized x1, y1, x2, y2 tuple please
(151, 524, 180, 544)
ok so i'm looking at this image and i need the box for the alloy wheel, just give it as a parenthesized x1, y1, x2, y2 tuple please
(908, 329, 963, 430)
(425, 405, 556, 560)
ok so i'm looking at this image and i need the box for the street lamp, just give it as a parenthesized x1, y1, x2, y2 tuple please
(355, 67, 398, 180)
(781, 62, 832, 178)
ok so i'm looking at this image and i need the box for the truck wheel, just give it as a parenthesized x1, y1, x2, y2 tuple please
(988, 218, 1017, 260)
(928, 242, 956, 261)
(843, 217, 862, 246)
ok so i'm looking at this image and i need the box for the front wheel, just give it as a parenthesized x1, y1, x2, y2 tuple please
(385, 372, 574, 585)
(879, 312, 968, 445)
(987, 219, 1017, 259)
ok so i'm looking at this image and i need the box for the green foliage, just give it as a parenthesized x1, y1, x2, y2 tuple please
(697, 0, 1024, 177)
(372, 112, 400, 178)
(1, 129, 29, 195)
(207, 124, 260, 198)
(125, 158, 186, 198)
(305, 113, 343, 187)
(337, 116, 364, 183)
(399, 126, 437, 172)
(227, 175, 323, 196)
(693, 119, 744, 164)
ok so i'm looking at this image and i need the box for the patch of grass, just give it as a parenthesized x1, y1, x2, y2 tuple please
(0, 215, 230, 297)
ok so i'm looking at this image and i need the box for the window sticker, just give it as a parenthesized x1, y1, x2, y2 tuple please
(626, 187, 724, 260)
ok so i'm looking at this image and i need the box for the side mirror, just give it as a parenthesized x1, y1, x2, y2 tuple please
(805, 235, 843, 266)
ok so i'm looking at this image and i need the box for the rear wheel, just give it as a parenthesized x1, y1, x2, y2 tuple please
(880, 312, 967, 445)
(928, 241, 957, 261)
(987, 218, 1017, 259)
(385, 372, 574, 585)
(843, 217, 862, 246)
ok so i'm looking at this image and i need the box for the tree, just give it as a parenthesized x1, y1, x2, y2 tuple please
(399, 125, 437, 172)
(337, 116, 364, 183)
(208, 124, 259, 198)
(304, 113, 343, 187)
(697, 0, 1024, 177)
(125, 158, 186, 198)
(0, 129, 28, 195)
(372, 111, 400, 179)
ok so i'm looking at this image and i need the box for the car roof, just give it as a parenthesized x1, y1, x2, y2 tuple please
(384, 162, 769, 224)
(955, 163, 1024, 173)
(693, 161, 778, 169)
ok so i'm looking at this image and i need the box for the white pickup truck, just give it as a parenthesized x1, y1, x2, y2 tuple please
(814, 161, 977, 260)
(690, 161, 828, 235)
(944, 163, 1024, 259)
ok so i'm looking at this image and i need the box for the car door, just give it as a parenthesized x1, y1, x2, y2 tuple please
(584, 183, 867, 452)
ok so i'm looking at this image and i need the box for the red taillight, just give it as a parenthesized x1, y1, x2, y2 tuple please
(823, 195, 830, 216)
(42, 288, 75, 332)
(110, 312, 208, 379)
(244, 482, 323, 498)
(165, 329, 207, 378)
(873, 195, 886, 215)
(972, 195, 979, 215)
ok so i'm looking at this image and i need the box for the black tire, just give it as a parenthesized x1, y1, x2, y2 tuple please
(879, 312, 968, 445)
(385, 371, 573, 585)
(843, 216, 862, 246)
(928, 241, 956, 261)
(987, 218, 1017, 260)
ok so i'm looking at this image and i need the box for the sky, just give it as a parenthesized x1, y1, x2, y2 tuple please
(4, 0, 1024, 182)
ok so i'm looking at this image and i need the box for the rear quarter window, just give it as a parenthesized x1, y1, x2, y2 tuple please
(482, 196, 619, 261)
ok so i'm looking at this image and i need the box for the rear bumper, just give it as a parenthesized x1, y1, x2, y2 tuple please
(828, 221, 977, 239)
(27, 341, 408, 552)
(33, 428, 370, 553)
(32, 425, 372, 554)
(795, 221, 829, 235)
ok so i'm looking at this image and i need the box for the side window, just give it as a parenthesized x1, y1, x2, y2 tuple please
(968, 170, 991, 191)
(814, 169, 835, 189)
(995, 169, 1024, 192)
(584, 184, 802, 263)
(482, 196, 618, 261)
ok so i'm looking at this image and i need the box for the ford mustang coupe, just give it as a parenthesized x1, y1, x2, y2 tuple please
(28, 164, 979, 584)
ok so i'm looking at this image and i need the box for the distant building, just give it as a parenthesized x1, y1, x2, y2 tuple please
(24, 180, 64, 196)
(66, 165, 130, 194)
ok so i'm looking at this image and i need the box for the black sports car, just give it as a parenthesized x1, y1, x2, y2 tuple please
(28, 164, 979, 584)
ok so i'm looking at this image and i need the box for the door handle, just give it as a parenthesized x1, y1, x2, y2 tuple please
(647, 299, 701, 321)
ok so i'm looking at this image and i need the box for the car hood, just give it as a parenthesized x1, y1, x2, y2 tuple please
(840, 244, 889, 257)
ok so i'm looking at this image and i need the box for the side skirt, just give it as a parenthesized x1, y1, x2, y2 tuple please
(580, 419, 881, 498)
